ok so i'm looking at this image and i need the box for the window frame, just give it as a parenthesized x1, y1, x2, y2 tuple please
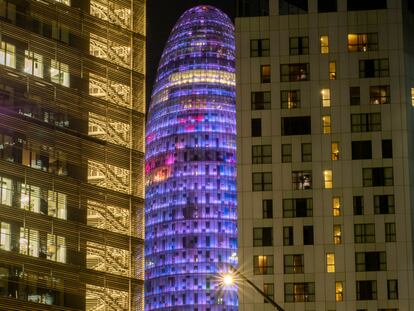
(252, 172, 273, 191)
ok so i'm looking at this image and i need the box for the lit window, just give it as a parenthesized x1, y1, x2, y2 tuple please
(322, 115, 331, 134)
(0, 41, 16, 68)
(411, 88, 414, 106)
(24, 50, 43, 78)
(48, 190, 67, 220)
(50, 60, 70, 87)
(0, 176, 12, 206)
(347, 33, 378, 52)
(320, 35, 329, 54)
(47, 233, 66, 263)
(331, 142, 339, 160)
(324, 169, 333, 189)
(280, 90, 300, 109)
(321, 88, 331, 107)
(20, 227, 39, 257)
(326, 252, 335, 272)
(333, 225, 342, 245)
(329, 61, 336, 80)
(0, 222, 11, 251)
(335, 281, 343, 301)
(332, 197, 341, 216)
(21, 184, 41, 214)
(369, 85, 390, 105)
(261, 65, 271, 83)
(53, 0, 70, 5)
(254, 255, 274, 275)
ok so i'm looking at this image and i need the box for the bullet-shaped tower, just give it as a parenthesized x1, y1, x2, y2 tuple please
(145, 5, 237, 310)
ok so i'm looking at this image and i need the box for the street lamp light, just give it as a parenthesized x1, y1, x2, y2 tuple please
(221, 266, 285, 311)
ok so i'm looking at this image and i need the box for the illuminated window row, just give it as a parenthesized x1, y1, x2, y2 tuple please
(168, 69, 236, 87)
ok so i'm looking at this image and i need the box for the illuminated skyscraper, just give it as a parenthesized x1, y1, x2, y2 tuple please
(145, 6, 237, 310)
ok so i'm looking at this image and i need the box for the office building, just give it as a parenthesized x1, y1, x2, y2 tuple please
(236, 0, 414, 310)
(0, 0, 145, 309)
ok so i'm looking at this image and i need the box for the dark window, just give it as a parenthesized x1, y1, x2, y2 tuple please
(382, 139, 392, 158)
(0, 1, 16, 23)
(347, 0, 386, 11)
(362, 167, 393, 187)
(292, 171, 312, 190)
(351, 113, 381, 132)
(281, 144, 292, 163)
(284, 282, 315, 302)
(279, 0, 308, 15)
(387, 280, 398, 299)
(253, 227, 273, 246)
(356, 280, 377, 300)
(284, 254, 304, 274)
(355, 251, 387, 271)
(348, 33, 378, 52)
(280, 63, 310, 82)
(354, 223, 375, 243)
(237, 0, 269, 17)
(262, 199, 273, 218)
(283, 198, 312, 217)
(374, 195, 394, 214)
(251, 118, 262, 137)
(251, 91, 271, 110)
(261, 65, 271, 83)
(253, 255, 274, 274)
(252, 172, 272, 191)
(350, 87, 360, 105)
(301, 143, 312, 162)
(318, 0, 337, 12)
(281, 90, 300, 108)
(282, 116, 311, 135)
(263, 283, 274, 303)
(303, 226, 314, 245)
(353, 196, 364, 215)
(385, 223, 396, 242)
(359, 59, 389, 78)
(289, 37, 309, 55)
(252, 145, 272, 164)
(251, 39, 270, 57)
(283, 226, 293, 246)
(352, 141, 372, 159)
(369, 85, 390, 105)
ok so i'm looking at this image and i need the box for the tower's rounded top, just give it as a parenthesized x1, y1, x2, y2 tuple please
(173, 5, 233, 29)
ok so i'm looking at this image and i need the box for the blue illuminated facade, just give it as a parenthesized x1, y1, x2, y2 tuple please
(145, 5, 237, 310)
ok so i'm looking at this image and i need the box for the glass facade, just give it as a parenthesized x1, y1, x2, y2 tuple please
(145, 5, 237, 310)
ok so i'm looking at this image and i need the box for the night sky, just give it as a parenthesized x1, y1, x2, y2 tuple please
(146, 0, 236, 106)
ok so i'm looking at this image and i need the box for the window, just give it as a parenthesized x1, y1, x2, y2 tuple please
(333, 225, 342, 244)
(321, 88, 331, 107)
(351, 113, 381, 132)
(352, 141, 372, 159)
(0, 41, 16, 68)
(0, 222, 11, 251)
(283, 198, 313, 217)
(320, 35, 329, 54)
(284, 254, 304, 274)
(48, 191, 67, 220)
(322, 115, 331, 134)
(370, 85, 390, 105)
(347, 0, 386, 11)
(19, 227, 39, 257)
(347, 33, 378, 52)
(335, 281, 343, 301)
(254, 255, 274, 274)
(47, 233, 66, 263)
(283, 226, 293, 246)
(353, 196, 364, 215)
(292, 171, 312, 189)
(21, 184, 41, 213)
(252, 145, 272, 164)
(382, 139, 392, 158)
(354, 223, 375, 243)
(50, 60, 70, 87)
(0, 1, 16, 23)
(385, 222, 396, 242)
(303, 226, 314, 245)
(251, 118, 262, 137)
(280, 63, 310, 82)
(387, 280, 398, 299)
(331, 142, 339, 160)
(282, 116, 311, 135)
(251, 39, 270, 57)
(324, 169, 333, 188)
(261, 65, 271, 83)
(326, 253, 335, 272)
(332, 197, 341, 216)
(253, 227, 273, 246)
(279, 0, 308, 15)
(318, 0, 337, 12)
(355, 251, 386, 271)
(350, 86, 360, 105)
(251, 91, 271, 110)
(24, 50, 44, 78)
(301, 143, 312, 162)
(411, 88, 414, 106)
(263, 199, 273, 218)
(374, 195, 394, 214)
(363, 167, 393, 187)
(284, 282, 315, 302)
(281, 144, 292, 163)
(0, 176, 12, 207)
(237, 0, 269, 16)
(289, 36, 309, 55)
(359, 59, 389, 78)
(280, 90, 300, 108)
(263, 283, 274, 303)
(252, 172, 272, 191)
(329, 61, 336, 80)
(356, 280, 377, 300)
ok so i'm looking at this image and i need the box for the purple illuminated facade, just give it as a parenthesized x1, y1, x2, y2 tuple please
(145, 6, 237, 310)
